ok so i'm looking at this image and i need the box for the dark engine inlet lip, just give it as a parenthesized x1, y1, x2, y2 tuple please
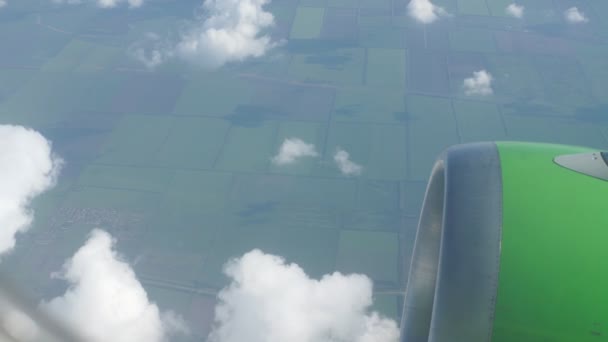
(400, 142, 503, 342)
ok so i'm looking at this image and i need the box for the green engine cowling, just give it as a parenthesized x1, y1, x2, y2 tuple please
(400, 142, 608, 342)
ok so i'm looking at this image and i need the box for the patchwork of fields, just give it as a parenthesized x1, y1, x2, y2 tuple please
(1, 0, 608, 339)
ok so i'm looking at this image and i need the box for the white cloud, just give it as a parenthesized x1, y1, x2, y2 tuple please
(51, 0, 143, 8)
(334, 148, 362, 176)
(129, 33, 172, 69)
(208, 249, 399, 342)
(176, 0, 276, 68)
(39, 229, 187, 342)
(134, 0, 277, 69)
(506, 3, 524, 18)
(0, 125, 61, 256)
(407, 0, 448, 24)
(463, 70, 493, 96)
(564, 7, 588, 23)
(0, 303, 40, 342)
(271, 138, 318, 165)
(0, 1, 7, 8)
(0, 128, 186, 341)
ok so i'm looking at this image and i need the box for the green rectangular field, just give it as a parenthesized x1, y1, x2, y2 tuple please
(406, 95, 460, 180)
(344, 211, 403, 232)
(532, 55, 594, 109)
(75, 73, 129, 113)
(110, 73, 185, 115)
(0, 72, 124, 126)
(359, 26, 406, 49)
(145, 208, 226, 257)
(0, 18, 71, 68)
(268, 121, 327, 176)
(75, 44, 121, 72)
(228, 175, 357, 235)
(42, 39, 120, 73)
(336, 230, 399, 284)
(290, 7, 325, 39)
(229, 173, 358, 212)
(153, 117, 231, 169)
(299, 0, 326, 6)
(97, 114, 174, 166)
(62, 186, 162, 212)
(332, 86, 406, 124)
(457, 0, 490, 16)
(145, 201, 223, 247)
(172, 73, 254, 117)
(327, 0, 353, 8)
(449, 27, 497, 53)
(226, 175, 353, 233)
(288, 48, 365, 85)
(163, 170, 233, 214)
(42, 39, 92, 72)
(0, 68, 36, 102)
(359, 11, 393, 27)
(215, 120, 278, 172)
(229, 201, 343, 232)
(365, 125, 408, 180)
(350, 181, 406, 233)
(453, 99, 506, 142)
(486, 54, 545, 103)
(366, 48, 406, 88)
(77, 165, 174, 193)
(359, 0, 391, 9)
(136, 249, 206, 285)
(357, 180, 401, 213)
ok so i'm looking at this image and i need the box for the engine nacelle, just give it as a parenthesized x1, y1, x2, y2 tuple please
(401, 142, 608, 342)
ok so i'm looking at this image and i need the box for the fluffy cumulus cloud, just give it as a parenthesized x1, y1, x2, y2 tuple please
(5, 311, 40, 341)
(208, 249, 399, 342)
(463, 70, 493, 96)
(176, 0, 276, 68)
(132, 0, 277, 69)
(271, 138, 318, 165)
(506, 3, 524, 18)
(52, 0, 143, 8)
(0, 125, 60, 256)
(564, 7, 588, 23)
(130, 33, 172, 69)
(0, 127, 186, 341)
(334, 148, 362, 176)
(0, 230, 186, 341)
(407, 0, 448, 24)
(39, 229, 187, 342)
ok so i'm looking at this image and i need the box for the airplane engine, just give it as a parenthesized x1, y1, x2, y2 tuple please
(400, 142, 608, 342)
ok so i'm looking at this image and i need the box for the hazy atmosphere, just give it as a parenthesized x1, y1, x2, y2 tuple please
(0, 0, 607, 340)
